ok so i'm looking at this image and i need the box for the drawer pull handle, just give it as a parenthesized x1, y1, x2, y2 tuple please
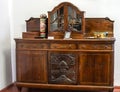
(104, 46, 108, 49)
(61, 46, 66, 48)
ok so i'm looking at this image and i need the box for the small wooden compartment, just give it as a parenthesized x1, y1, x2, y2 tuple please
(22, 32, 39, 38)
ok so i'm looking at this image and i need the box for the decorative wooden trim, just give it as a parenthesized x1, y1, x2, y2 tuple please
(1, 82, 119, 92)
(15, 82, 114, 91)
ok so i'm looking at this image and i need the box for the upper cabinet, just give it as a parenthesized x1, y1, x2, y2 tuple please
(24, 2, 114, 40)
(48, 2, 85, 39)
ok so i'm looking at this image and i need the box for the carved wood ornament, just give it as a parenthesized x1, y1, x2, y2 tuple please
(48, 53, 78, 84)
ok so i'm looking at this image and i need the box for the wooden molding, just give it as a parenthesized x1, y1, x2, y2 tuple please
(1, 82, 120, 92)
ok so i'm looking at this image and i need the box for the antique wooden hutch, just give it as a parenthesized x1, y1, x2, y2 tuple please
(15, 2, 115, 92)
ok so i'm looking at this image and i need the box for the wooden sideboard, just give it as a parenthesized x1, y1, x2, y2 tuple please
(15, 38, 115, 92)
(15, 2, 115, 92)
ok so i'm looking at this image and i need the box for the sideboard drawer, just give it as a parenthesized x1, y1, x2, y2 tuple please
(17, 43, 48, 49)
(50, 43, 76, 49)
(79, 44, 112, 50)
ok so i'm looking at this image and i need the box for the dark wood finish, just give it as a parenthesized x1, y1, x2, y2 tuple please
(16, 50, 48, 83)
(22, 32, 40, 38)
(48, 51, 78, 84)
(79, 52, 113, 85)
(85, 17, 114, 37)
(2, 83, 120, 92)
(25, 17, 113, 39)
(15, 38, 115, 92)
(15, 82, 113, 91)
(15, 2, 115, 92)
(25, 18, 40, 32)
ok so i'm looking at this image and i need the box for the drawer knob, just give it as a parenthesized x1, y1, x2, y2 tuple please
(104, 45, 108, 49)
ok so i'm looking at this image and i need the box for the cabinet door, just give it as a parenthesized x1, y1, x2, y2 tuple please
(16, 50, 47, 83)
(48, 51, 78, 85)
(79, 52, 113, 86)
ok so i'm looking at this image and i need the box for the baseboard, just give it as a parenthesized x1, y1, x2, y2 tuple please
(114, 86, 120, 89)
(0, 83, 15, 92)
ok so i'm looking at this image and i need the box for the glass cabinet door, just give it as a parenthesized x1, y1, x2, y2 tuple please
(68, 6, 82, 32)
(50, 7, 64, 31)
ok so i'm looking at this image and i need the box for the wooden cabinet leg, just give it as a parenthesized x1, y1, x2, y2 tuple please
(17, 87, 22, 92)
(17, 87, 29, 92)
(22, 87, 29, 92)
(109, 89, 113, 92)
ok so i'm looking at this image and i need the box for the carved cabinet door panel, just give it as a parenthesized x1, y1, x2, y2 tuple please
(79, 52, 113, 86)
(16, 50, 48, 83)
(48, 51, 79, 85)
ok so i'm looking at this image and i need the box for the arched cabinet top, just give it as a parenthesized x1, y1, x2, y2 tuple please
(49, 2, 84, 13)
(48, 2, 85, 39)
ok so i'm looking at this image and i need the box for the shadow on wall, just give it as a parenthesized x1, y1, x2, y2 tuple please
(3, 47, 12, 85)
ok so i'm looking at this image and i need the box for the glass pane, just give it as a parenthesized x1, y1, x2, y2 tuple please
(50, 7, 64, 31)
(68, 6, 82, 32)
(50, 11, 58, 31)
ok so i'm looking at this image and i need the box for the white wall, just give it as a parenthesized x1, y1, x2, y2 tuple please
(11, 0, 120, 86)
(0, 0, 12, 90)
